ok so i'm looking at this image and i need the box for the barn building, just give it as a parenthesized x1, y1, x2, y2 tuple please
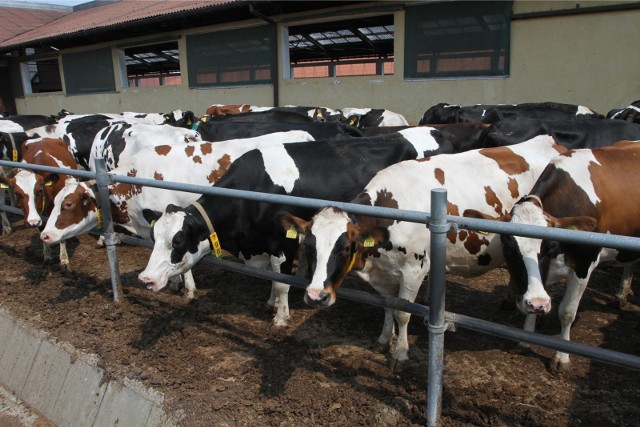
(0, 0, 637, 124)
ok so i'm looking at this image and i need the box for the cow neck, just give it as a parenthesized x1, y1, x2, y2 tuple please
(191, 200, 223, 258)
(7, 133, 18, 162)
(89, 182, 104, 229)
(191, 200, 214, 235)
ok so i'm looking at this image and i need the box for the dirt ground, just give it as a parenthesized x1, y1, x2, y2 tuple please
(1, 214, 639, 427)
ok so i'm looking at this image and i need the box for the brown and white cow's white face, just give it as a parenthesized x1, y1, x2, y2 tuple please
(40, 179, 97, 244)
(138, 206, 211, 293)
(501, 199, 554, 314)
(1, 170, 46, 227)
(281, 207, 386, 308)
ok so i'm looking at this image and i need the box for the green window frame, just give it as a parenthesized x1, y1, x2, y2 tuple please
(187, 25, 274, 88)
(404, 1, 512, 79)
(62, 48, 116, 94)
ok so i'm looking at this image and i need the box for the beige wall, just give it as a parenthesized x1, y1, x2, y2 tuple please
(13, 1, 640, 125)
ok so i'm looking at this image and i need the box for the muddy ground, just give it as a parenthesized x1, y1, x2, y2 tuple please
(0, 214, 639, 426)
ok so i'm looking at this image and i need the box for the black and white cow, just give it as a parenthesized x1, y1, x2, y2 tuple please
(607, 100, 640, 124)
(420, 102, 602, 125)
(340, 108, 409, 128)
(278, 136, 567, 366)
(138, 128, 454, 325)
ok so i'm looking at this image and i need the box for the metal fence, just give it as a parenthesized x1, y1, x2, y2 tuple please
(2, 157, 640, 426)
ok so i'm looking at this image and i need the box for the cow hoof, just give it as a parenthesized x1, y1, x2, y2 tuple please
(390, 358, 409, 373)
(2, 228, 11, 236)
(60, 263, 71, 272)
(549, 356, 569, 374)
(185, 291, 195, 300)
(372, 342, 389, 353)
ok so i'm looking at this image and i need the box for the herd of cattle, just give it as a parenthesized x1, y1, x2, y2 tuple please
(1, 100, 639, 371)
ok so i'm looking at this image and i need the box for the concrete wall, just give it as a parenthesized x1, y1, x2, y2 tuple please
(13, 1, 640, 125)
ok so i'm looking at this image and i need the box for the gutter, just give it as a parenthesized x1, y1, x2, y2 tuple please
(512, 1, 640, 20)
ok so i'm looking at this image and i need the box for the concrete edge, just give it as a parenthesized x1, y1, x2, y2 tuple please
(0, 307, 184, 427)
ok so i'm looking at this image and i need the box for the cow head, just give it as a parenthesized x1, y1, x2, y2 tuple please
(463, 196, 597, 315)
(40, 178, 97, 244)
(0, 170, 53, 227)
(138, 204, 211, 293)
(279, 207, 388, 308)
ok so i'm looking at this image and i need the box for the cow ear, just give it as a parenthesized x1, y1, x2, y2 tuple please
(356, 226, 389, 249)
(43, 173, 60, 187)
(552, 215, 597, 232)
(463, 209, 511, 222)
(278, 211, 310, 240)
(0, 176, 13, 189)
(143, 209, 163, 226)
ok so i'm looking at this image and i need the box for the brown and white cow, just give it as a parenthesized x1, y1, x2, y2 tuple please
(0, 138, 78, 268)
(205, 104, 254, 116)
(464, 140, 640, 369)
(279, 136, 567, 367)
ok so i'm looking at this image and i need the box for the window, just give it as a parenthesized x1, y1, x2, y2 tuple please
(62, 48, 115, 94)
(404, 1, 512, 79)
(186, 26, 274, 87)
(120, 41, 181, 88)
(20, 49, 62, 94)
(287, 15, 394, 79)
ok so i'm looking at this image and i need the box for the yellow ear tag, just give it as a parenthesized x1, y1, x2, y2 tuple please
(0, 183, 9, 189)
(286, 225, 298, 239)
(44, 181, 53, 187)
(209, 232, 223, 257)
(97, 209, 104, 229)
(150, 219, 156, 228)
(364, 236, 375, 248)
(83, 198, 89, 206)
(12, 150, 18, 162)
(349, 118, 357, 125)
(567, 226, 577, 230)
(201, 116, 208, 122)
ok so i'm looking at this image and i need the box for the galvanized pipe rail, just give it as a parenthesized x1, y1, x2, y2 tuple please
(2, 158, 640, 427)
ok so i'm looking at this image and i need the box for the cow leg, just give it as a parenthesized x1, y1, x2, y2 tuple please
(0, 188, 12, 235)
(551, 271, 590, 370)
(392, 270, 428, 368)
(59, 240, 70, 270)
(518, 313, 538, 349)
(42, 241, 53, 263)
(1, 211, 11, 235)
(616, 264, 635, 306)
(269, 254, 290, 327)
(183, 269, 196, 299)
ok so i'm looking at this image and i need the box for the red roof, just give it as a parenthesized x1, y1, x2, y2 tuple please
(0, 0, 237, 49)
(0, 6, 68, 44)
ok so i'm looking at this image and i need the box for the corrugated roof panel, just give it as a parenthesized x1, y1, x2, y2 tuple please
(0, 0, 238, 49)
(0, 7, 67, 44)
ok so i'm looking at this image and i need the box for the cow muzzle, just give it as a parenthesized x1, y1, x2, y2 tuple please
(517, 295, 551, 314)
(304, 286, 335, 308)
(138, 271, 169, 293)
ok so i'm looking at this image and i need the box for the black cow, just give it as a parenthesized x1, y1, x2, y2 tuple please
(419, 102, 602, 125)
(200, 110, 316, 125)
(480, 116, 640, 149)
(138, 128, 454, 326)
(192, 120, 362, 142)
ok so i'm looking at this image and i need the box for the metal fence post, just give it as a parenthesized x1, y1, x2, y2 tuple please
(426, 188, 449, 426)
(93, 157, 123, 303)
